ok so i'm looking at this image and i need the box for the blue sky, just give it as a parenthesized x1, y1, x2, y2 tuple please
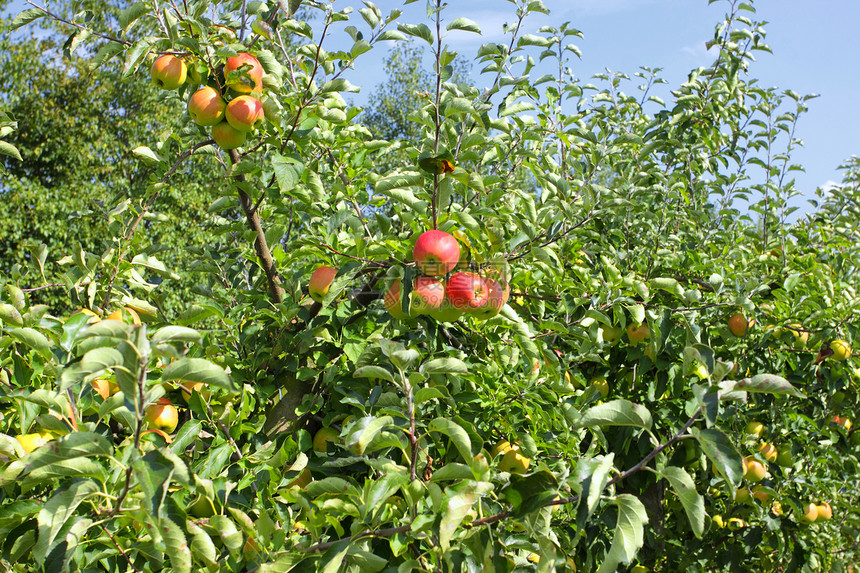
(330, 0, 859, 214)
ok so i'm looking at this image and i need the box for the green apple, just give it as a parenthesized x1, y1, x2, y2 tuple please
(211, 121, 246, 150)
(745, 421, 764, 437)
(830, 339, 851, 360)
(627, 323, 650, 345)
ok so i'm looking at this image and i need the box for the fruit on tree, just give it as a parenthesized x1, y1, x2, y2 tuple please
(492, 440, 530, 474)
(830, 339, 851, 360)
(212, 121, 247, 149)
(412, 230, 460, 276)
(815, 502, 832, 521)
(800, 503, 818, 523)
(144, 398, 179, 433)
(188, 86, 227, 126)
(752, 485, 772, 503)
(308, 266, 338, 303)
(446, 272, 490, 312)
(627, 323, 650, 345)
(788, 323, 808, 348)
(591, 376, 609, 398)
(91, 378, 118, 400)
(728, 312, 752, 337)
(526, 553, 540, 564)
(776, 445, 793, 468)
(471, 277, 507, 319)
(384, 279, 410, 320)
(744, 457, 767, 482)
(312, 427, 338, 453)
(758, 442, 778, 462)
(745, 421, 764, 437)
(735, 487, 751, 503)
(712, 515, 725, 528)
(16, 432, 53, 454)
(829, 415, 852, 431)
(225, 52, 264, 93)
(225, 95, 265, 132)
(600, 325, 621, 343)
(150, 54, 187, 90)
(410, 276, 446, 315)
(180, 382, 210, 403)
(427, 298, 463, 323)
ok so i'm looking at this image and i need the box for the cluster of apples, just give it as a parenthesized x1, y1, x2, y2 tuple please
(150, 51, 266, 150)
(309, 230, 512, 323)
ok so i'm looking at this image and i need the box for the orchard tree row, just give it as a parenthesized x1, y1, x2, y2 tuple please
(0, 0, 859, 571)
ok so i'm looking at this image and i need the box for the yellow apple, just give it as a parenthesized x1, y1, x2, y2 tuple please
(758, 442, 778, 462)
(752, 485, 772, 503)
(91, 378, 118, 400)
(744, 457, 767, 482)
(830, 339, 851, 360)
(590, 376, 610, 398)
(627, 323, 650, 345)
(815, 502, 832, 521)
(492, 440, 530, 474)
(788, 324, 808, 348)
(144, 398, 179, 433)
(800, 502, 818, 523)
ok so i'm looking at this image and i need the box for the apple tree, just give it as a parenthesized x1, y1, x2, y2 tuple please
(0, 0, 858, 571)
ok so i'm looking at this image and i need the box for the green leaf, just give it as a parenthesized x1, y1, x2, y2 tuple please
(575, 454, 614, 529)
(151, 326, 202, 344)
(161, 517, 192, 573)
(575, 399, 652, 430)
(161, 358, 235, 391)
(0, 141, 22, 161)
(132, 145, 162, 166)
(9, 327, 52, 360)
(419, 357, 468, 375)
(353, 365, 395, 383)
(447, 17, 481, 34)
(186, 520, 218, 566)
(427, 418, 472, 464)
(733, 374, 804, 397)
(345, 416, 393, 456)
(34, 480, 99, 566)
(596, 494, 648, 573)
(691, 428, 744, 486)
(661, 466, 705, 538)
(397, 23, 433, 45)
(1, 432, 113, 486)
(0, 303, 24, 326)
(119, 2, 149, 31)
(320, 78, 360, 94)
(9, 8, 45, 31)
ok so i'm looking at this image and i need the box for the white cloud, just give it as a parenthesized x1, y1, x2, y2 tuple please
(682, 41, 719, 66)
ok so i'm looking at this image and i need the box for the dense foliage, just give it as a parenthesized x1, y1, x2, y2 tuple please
(0, 0, 858, 571)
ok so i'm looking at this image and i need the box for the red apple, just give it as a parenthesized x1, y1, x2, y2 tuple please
(447, 272, 490, 312)
(411, 276, 445, 315)
(384, 279, 410, 319)
(309, 266, 338, 303)
(225, 95, 265, 132)
(413, 230, 460, 276)
(472, 277, 506, 319)
(212, 121, 246, 150)
(151, 55, 187, 90)
(225, 52, 264, 93)
(188, 86, 226, 126)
